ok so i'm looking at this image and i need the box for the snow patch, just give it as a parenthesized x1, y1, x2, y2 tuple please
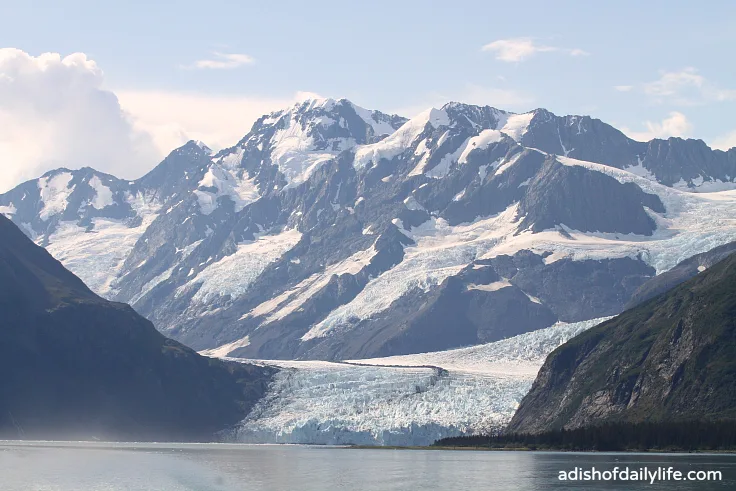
(194, 164, 260, 215)
(38, 172, 74, 221)
(200, 336, 251, 358)
(0, 203, 16, 217)
(349, 103, 399, 137)
(403, 196, 425, 211)
(466, 279, 512, 292)
(88, 176, 114, 209)
(499, 112, 534, 142)
(458, 130, 504, 164)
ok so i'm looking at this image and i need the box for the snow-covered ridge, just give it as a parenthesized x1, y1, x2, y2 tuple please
(353, 107, 449, 170)
(5, 97, 736, 364)
(222, 318, 608, 446)
(230, 98, 407, 188)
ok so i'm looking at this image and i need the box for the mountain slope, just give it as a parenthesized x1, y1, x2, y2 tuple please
(2, 98, 736, 361)
(625, 240, 736, 309)
(0, 214, 274, 441)
(507, 252, 736, 434)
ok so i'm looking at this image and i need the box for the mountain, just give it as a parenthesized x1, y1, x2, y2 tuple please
(2, 98, 736, 361)
(0, 213, 274, 441)
(625, 240, 736, 309)
(507, 252, 736, 434)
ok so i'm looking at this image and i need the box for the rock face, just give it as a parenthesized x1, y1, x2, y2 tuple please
(0, 214, 274, 441)
(2, 98, 736, 361)
(507, 252, 736, 434)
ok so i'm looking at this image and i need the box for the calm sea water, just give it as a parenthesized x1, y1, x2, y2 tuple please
(0, 441, 734, 490)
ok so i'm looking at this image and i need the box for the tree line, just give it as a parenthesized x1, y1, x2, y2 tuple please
(433, 420, 736, 451)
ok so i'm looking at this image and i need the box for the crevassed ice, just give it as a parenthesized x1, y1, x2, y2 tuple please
(236, 244, 378, 331)
(41, 191, 161, 297)
(230, 318, 607, 446)
(350, 317, 611, 373)
(303, 206, 521, 341)
(304, 159, 736, 342)
(184, 229, 302, 304)
(512, 156, 736, 273)
(128, 240, 204, 306)
(255, 245, 378, 326)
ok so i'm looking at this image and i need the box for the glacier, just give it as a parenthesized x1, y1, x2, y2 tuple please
(220, 318, 608, 446)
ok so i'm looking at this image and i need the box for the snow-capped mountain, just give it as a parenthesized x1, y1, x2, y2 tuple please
(2, 97, 736, 361)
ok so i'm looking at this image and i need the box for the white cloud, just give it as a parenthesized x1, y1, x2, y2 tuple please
(481, 38, 588, 62)
(620, 111, 694, 142)
(0, 48, 324, 193)
(115, 90, 298, 156)
(569, 48, 590, 57)
(0, 48, 160, 192)
(614, 85, 633, 92)
(644, 67, 704, 100)
(643, 67, 736, 105)
(712, 130, 736, 151)
(183, 52, 255, 70)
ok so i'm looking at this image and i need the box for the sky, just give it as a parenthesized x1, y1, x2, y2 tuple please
(1, 0, 735, 191)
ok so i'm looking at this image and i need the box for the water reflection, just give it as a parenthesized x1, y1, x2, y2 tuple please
(0, 442, 734, 490)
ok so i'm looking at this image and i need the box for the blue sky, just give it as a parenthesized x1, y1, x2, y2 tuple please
(0, 0, 735, 190)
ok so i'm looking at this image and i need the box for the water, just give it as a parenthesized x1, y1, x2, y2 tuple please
(1, 441, 734, 490)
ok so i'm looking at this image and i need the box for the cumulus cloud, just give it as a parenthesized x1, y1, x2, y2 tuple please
(0, 48, 322, 193)
(620, 111, 694, 142)
(481, 38, 588, 62)
(614, 85, 633, 92)
(182, 52, 255, 70)
(0, 48, 160, 192)
(115, 90, 321, 155)
(643, 67, 736, 105)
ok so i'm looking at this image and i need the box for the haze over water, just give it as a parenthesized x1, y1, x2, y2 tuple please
(1, 441, 734, 490)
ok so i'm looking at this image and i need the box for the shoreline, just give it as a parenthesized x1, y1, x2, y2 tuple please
(2, 440, 735, 455)
(347, 445, 736, 454)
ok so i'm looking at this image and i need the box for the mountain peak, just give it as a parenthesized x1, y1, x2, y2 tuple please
(294, 97, 339, 112)
(179, 139, 212, 155)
